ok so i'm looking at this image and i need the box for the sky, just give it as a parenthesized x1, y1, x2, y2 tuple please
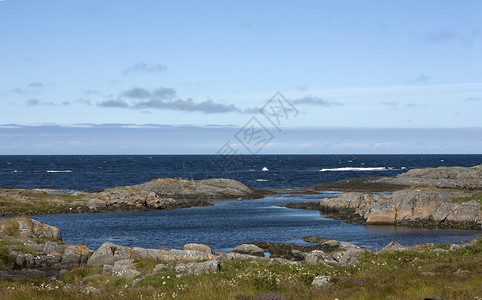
(0, 0, 481, 154)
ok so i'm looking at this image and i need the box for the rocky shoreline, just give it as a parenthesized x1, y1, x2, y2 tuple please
(285, 164, 482, 229)
(0, 178, 262, 217)
(1, 216, 478, 281)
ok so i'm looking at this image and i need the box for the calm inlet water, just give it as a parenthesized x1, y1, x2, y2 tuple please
(2, 154, 482, 251)
(34, 193, 481, 252)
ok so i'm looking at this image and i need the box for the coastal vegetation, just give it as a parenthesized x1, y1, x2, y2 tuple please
(0, 238, 480, 299)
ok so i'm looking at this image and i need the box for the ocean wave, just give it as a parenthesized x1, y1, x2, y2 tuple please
(319, 167, 396, 172)
(46, 170, 73, 173)
(256, 179, 269, 182)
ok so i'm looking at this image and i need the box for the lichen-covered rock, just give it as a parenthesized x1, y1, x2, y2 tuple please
(174, 260, 220, 275)
(184, 243, 214, 257)
(111, 259, 140, 279)
(0, 218, 63, 240)
(61, 244, 93, 266)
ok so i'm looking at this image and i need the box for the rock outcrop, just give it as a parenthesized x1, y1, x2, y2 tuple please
(386, 164, 482, 190)
(134, 178, 261, 200)
(1, 178, 262, 217)
(310, 164, 482, 191)
(319, 189, 482, 228)
(87, 242, 215, 267)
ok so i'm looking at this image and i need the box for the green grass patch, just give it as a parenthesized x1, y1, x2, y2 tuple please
(134, 258, 161, 272)
(61, 266, 103, 284)
(451, 191, 482, 205)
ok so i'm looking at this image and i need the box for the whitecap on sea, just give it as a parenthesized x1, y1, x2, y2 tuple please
(319, 167, 392, 172)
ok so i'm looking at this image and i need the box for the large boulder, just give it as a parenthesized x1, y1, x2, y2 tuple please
(87, 242, 132, 266)
(232, 244, 265, 257)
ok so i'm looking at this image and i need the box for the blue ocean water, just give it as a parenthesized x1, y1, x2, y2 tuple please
(1, 154, 481, 190)
(1, 155, 481, 251)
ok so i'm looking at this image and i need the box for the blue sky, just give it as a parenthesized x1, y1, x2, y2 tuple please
(0, 0, 481, 154)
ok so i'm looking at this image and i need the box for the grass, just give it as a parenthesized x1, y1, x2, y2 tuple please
(0, 189, 87, 216)
(0, 239, 481, 299)
(0, 239, 43, 269)
(451, 191, 482, 206)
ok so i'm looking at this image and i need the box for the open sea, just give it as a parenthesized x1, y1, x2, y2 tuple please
(1, 154, 482, 251)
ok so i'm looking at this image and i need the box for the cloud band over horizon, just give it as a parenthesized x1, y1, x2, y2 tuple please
(0, 124, 480, 155)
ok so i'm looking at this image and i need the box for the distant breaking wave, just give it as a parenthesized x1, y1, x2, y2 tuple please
(46, 170, 73, 173)
(319, 167, 402, 172)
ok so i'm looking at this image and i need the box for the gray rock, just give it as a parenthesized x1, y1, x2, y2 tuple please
(131, 274, 149, 287)
(379, 241, 406, 253)
(43, 242, 62, 255)
(156, 249, 213, 262)
(388, 164, 482, 190)
(319, 187, 482, 228)
(232, 244, 265, 257)
(333, 243, 368, 266)
(216, 252, 267, 263)
(87, 242, 124, 266)
(290, 250, 307, 261)
(16, 218, 62, 240)
(153, 263, 168, 273)
(135, 178, 260, 200)
(61, 244, 93, 266)
(102, 264, 112, 275)
(111, 259, 140, 279)
(174, 260, 220, 275)
(312, 275, 331, 287)
(305, 250, 337, 266)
